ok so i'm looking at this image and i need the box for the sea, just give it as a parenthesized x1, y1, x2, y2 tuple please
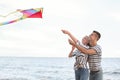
(0, 57, 120, 80)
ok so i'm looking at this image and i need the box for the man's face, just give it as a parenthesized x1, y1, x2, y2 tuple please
(89, 32, 97, 42)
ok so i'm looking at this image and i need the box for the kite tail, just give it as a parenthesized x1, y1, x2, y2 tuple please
(0, 10, 19, 17)
(0, 16, 27, 26)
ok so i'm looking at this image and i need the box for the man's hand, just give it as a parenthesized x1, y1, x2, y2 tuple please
(68, 39, 75, 46)
(61, 29, 70, 34)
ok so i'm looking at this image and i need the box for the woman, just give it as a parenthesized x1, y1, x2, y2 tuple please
(61, 29, 89, 80)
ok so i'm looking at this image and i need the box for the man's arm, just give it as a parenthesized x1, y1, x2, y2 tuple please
(61, 29, 78, 43)
(68, 39, 96, 55)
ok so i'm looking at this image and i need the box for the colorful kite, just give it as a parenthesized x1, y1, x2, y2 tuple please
(0, 8, 43, 26)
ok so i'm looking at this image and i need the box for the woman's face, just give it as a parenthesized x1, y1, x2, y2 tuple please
(82, 36, 89, 45)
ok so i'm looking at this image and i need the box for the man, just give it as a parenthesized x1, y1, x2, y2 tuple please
(68, 30, 102, 80)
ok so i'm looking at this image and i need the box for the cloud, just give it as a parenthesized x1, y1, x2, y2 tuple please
(109, 12, 120, 22)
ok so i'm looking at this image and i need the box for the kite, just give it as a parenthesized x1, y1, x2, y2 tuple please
(0, 8, 43, 26)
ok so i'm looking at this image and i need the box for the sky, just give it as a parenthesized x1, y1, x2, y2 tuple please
(0, 0, 120, 58)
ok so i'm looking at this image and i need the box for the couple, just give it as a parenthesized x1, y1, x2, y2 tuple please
(61, 29, 103, 80)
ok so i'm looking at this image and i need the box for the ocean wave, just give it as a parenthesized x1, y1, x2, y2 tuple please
(36, 70, 59, 74)
(104, 71, 120, 75)
(112, 72, 120, 75)
(0, 78, 28, 80)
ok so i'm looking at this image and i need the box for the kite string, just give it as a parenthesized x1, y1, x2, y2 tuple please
(0, 10, 19, 18)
